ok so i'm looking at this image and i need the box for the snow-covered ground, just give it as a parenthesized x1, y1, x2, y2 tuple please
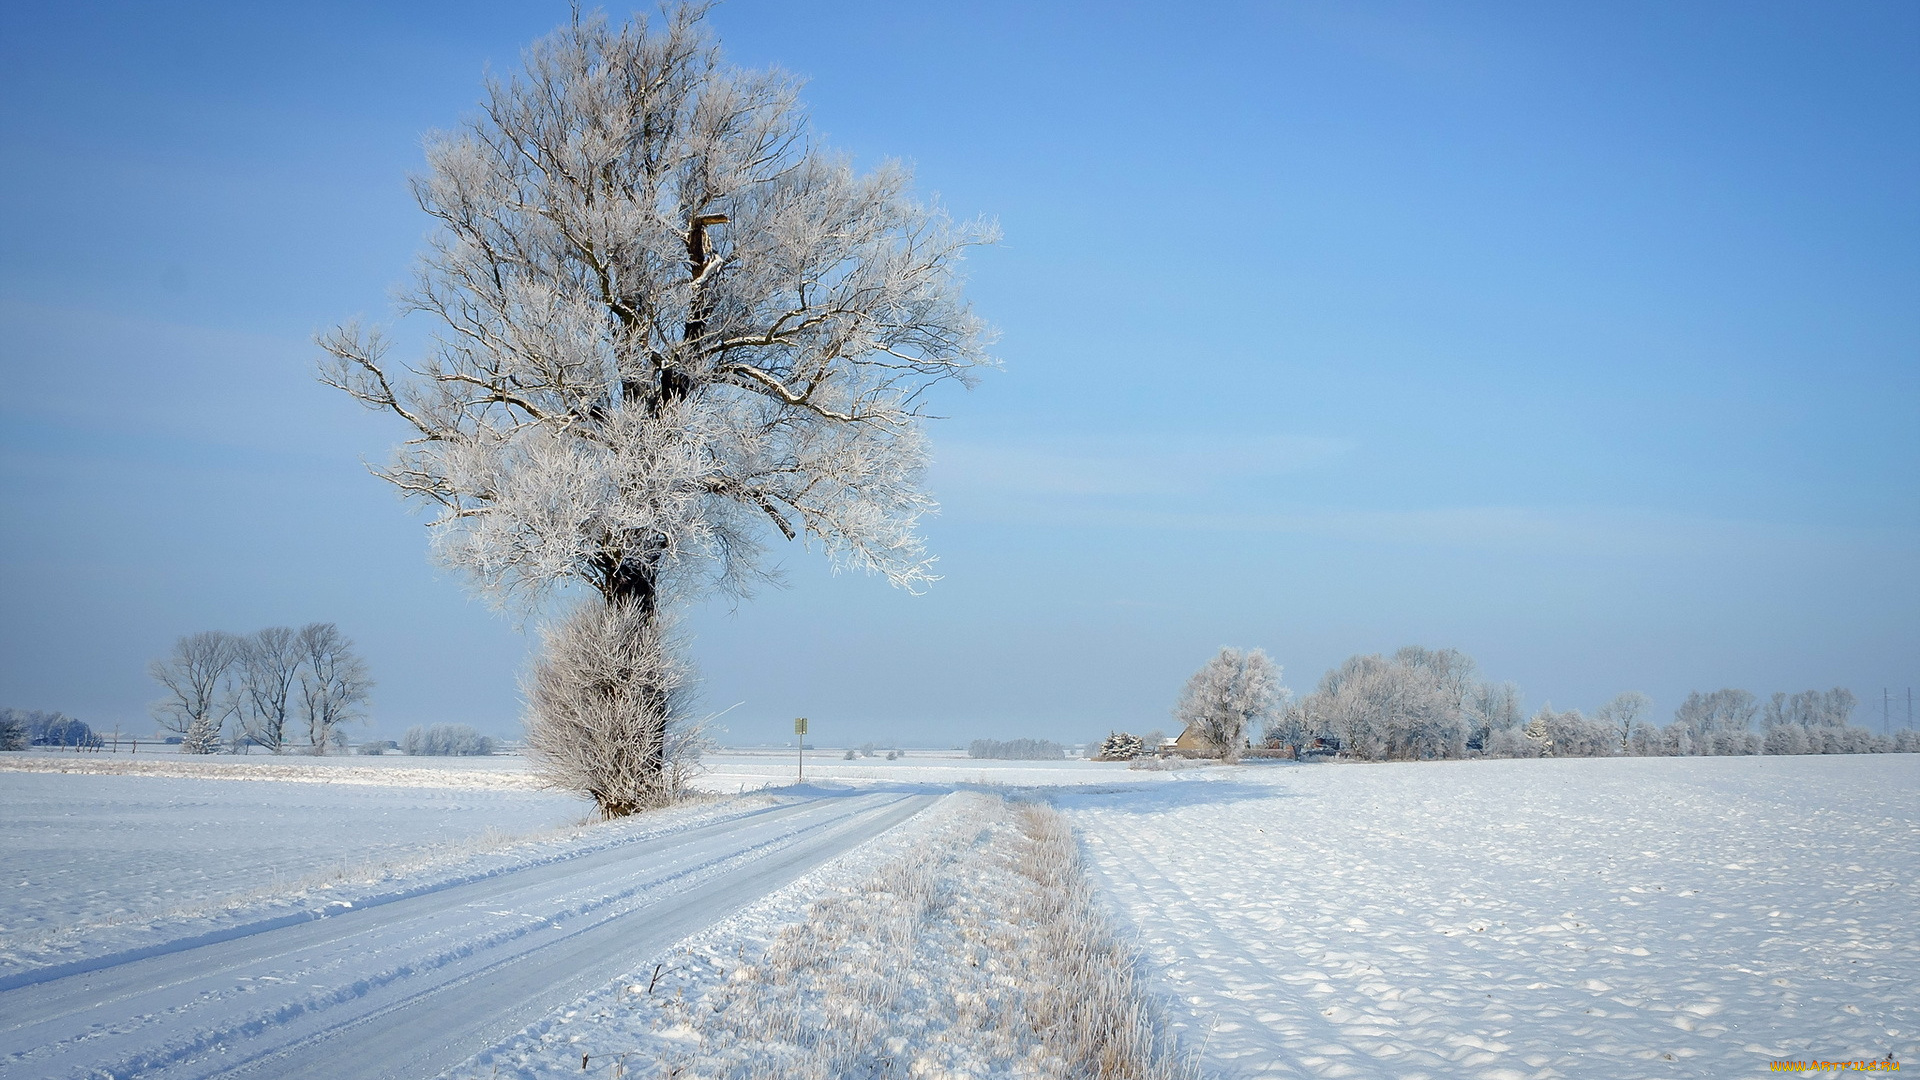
(0, 770, 595, 979)
(1060, 754, 1920, 1078)
(6, 749, 1912, 1078)
(0, 775, 933, 1079)
(448, 791, 1188, 1080)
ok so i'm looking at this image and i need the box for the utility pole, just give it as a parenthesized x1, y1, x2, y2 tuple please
(794, 717, 808, 785)
(1886, 688, 1892, 737)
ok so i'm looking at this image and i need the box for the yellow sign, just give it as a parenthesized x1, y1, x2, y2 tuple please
(794, 717, 808, 735)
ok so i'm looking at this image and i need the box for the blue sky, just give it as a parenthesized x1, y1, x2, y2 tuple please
(2, 1, 1915, 744)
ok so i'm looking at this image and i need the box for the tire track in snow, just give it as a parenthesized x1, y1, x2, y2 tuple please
(0, 789, 937, 1080)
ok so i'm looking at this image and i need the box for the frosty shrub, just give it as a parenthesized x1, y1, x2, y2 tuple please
(1485, 724, 1538, 758)
(1764, 722, 1811, 755)
(1894, 729, 1920, 753)
(968, 738, 1066, 760)
(524, 602, 701, 816)
(0, 709, 26, 751)
(400, 724, 497, 756)
(1302, 649, 1469, 761)
(1534, 706, 1620, 757)
(319, 6, 991, 817)
(180, 712, 224, 755)
(1626, 718, 1662, 756)
(1174, 646, 1283, 761)
(1098, 731, 1145, 760)
(355, 739, 398, 755)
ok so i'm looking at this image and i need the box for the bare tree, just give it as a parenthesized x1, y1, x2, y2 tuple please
(295, 623, 372, 754)
(318, 7, 991, 815)
(238, 626, 303, 752)
(149, 631, 242, 754)
(1173, 647, 1283, 761)
(1594, 690, 1651, 751)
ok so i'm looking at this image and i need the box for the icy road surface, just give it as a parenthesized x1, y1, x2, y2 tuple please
(0, 787, 936, 1080)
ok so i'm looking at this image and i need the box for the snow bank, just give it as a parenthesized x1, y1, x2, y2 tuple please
(1061, 754, 1920, 1078)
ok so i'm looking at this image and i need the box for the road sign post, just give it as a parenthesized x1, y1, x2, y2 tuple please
(794, 717, 808, 784)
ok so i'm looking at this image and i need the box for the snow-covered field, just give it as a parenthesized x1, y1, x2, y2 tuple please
(0, 773, 934, 1079)
(0, 770, 595, 979)
(4, 750, 1913, 1078)
(1062, 754, 1920, 1078)
(0, 748, 545, 789)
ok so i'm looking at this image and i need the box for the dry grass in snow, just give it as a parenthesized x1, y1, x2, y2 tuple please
(0, 753, 544, 790)
(454, 792, 1191, 1080)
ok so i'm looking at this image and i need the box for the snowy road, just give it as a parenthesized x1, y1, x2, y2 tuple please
(0, 788, 937, 1080)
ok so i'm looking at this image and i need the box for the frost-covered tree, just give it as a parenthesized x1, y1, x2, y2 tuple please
(1670, 689, 1758, 743)
(1465, 680, 1523, 753)
(1594, 691, 1650, 752)
(1309, 651, 1459, 761)
(238, 626, 304, 752)
(1762, 688, 1857, 730)
(319, 7, 991, 816)
(1174, 647, 1283, 761)
(1262, 701, 1314, 759)
(295, 623, 371, 754)
(149, 631, 242, 754)
(0, 709, 26, 751)
(1626, 718, 1661, 756)
(1098, 731, 1145, 760)
(1528, 706, 1605, 757)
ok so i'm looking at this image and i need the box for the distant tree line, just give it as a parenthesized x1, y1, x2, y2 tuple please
(1099, 645, 1916, 763)
(0, 708, 103, 751)
(148, 624, 371, 754)
(399, 724, 497, 757)
(968, 738, 1067, 761)
(1271, 648, 1914, 761)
